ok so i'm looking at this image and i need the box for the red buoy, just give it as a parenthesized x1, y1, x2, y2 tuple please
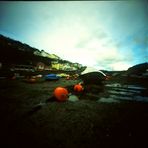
(74, 84, 83, 92)
(54, 87, 69, 102)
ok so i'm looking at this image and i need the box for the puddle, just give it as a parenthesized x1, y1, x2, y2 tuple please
(67, 83, 148, 103)
(108, 87, 141, 93)
(127, 85, 146, 90)
(98, 97, 120, 103)
(104, 83, 148, 103)
(109, 95, 134, 101)
(108, 90, 135, 96)
(106, 83, 146, 90)
(134, 96, 148, 102)
(110, 94, 148, 102)
(106, 83, 122, 87)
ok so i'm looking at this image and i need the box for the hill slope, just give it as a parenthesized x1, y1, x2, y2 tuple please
(0, 34, 85, 76)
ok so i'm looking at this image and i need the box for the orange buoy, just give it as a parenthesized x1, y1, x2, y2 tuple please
(54, 87, 69, 102)
(74, 84, 83, 92)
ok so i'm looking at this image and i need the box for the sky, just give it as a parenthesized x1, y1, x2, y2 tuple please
(0, 1, 148, 71)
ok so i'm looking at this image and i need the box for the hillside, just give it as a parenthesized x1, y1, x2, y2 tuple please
(127, 62, 148, 75)
(0, 34, 85, 76)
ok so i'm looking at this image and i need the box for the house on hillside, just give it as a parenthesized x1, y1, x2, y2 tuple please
(51, 60, 77, 71)
(62, 63, 73, 71)
(41, 50, 49, 57)
(37, 50, 60, 60)
(36, 62, 45, 71)
(44, 65, 52, 71)
(34, 50, 41, 56)
(48, 54, 60, 60)
(51, 61, 59, 70)
(10, 64, 35, 72)
(51, 61, 64, 70)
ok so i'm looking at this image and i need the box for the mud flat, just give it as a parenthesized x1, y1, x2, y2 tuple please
(0, 78, 148, 148)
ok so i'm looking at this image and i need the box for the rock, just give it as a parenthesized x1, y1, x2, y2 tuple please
(68, 95, 79, 102)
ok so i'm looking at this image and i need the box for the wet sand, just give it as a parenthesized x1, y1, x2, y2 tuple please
(0, 78, 148, 148)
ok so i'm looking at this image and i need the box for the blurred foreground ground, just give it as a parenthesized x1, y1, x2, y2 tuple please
(0, 76, 148, 148)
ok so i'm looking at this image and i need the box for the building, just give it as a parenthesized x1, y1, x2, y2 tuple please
(36, 62, 45, 71)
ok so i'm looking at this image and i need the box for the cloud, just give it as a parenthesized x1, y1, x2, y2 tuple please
(0, 1, 147, 71)
(55, 33, 134, 71)
(36, 21, 135, 71)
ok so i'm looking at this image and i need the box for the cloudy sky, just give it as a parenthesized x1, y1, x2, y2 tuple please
(0, 1, 148, 70)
